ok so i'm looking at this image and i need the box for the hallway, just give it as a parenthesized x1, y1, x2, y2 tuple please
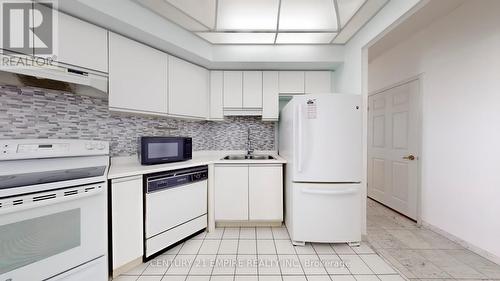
(366, 199, 500, 280)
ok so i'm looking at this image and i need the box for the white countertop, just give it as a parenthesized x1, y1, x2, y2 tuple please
(108, 150, 286, 179)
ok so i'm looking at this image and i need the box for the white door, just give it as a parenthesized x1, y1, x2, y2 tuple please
(368, 79, 420, 220)
(293, 94, 362, 182)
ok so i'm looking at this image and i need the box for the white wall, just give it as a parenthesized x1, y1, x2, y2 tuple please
(334, 0, 422, 95)
(368, 0, 500, 261)
(333, 0, 422, 235)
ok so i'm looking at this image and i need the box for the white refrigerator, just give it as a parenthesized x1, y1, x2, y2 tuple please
(279, 93, 362, 245)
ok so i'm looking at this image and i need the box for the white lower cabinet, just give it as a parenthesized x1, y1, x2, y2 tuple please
(214, 165, 249, 220)
(110, 176, 143, 274)
(214, 164, 283, 222)
(249, 165, 283, 221)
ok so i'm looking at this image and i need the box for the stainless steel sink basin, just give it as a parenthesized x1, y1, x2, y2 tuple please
(222, 154, 276, 160)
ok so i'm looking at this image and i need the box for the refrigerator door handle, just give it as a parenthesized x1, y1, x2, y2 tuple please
(301, 187, 358, 195)
(296, 104, 303, 173)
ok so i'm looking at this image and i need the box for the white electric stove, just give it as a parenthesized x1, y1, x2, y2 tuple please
(0, 139, 110, 281)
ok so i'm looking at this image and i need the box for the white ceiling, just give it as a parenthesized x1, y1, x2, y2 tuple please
(135, 0, 389, 45)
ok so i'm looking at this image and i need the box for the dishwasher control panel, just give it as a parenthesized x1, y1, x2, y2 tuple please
(145, 165, 208, 193)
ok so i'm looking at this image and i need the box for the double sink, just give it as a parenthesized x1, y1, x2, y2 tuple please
(222, 154, 276, 160)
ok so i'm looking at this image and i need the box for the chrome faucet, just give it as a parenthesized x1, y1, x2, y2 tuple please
(246, 128, 254, 156)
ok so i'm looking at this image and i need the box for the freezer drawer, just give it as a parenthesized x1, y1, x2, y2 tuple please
(291, 182, 361, 243)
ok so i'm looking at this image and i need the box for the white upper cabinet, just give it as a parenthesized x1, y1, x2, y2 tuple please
(108, 32, 168, 115)
(305, 71, 332, 93)
(52, 11, 108, 72)
(23, 6, 108, 72)
(168, 56, 208, 119)
(279, 71, 305, 94)
(209, 71, 224, 120)
(243, 71, 263, 108)
(262, 71, 279, 121)
(223, 71, 243, 108)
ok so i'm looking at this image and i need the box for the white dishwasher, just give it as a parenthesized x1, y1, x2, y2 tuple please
(144, 165, 208, 259)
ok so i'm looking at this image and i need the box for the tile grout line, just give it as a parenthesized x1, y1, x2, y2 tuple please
(210, 227, 227, 280)
(272, 226, 284, 281)
(185, 233, 209, 280)
(311, 241, 335, 281)
(159, 241, 185, 280)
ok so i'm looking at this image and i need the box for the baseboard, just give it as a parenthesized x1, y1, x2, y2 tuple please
(112, 257, 142, 278)
(422, 221, 500, 265)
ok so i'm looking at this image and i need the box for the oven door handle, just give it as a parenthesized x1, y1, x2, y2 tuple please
(0, 185, 104, 216)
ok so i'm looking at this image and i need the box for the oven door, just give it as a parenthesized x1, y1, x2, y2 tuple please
(0, 182, 107, 281)
(141, 138, 186, 164)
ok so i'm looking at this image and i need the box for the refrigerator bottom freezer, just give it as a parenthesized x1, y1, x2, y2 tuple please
(286, 182, 361, 245)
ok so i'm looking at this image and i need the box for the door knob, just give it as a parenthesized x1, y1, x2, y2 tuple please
(403, 154, 416, 161)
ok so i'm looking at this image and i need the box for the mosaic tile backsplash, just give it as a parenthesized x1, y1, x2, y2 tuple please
(0, 85, 276, 156)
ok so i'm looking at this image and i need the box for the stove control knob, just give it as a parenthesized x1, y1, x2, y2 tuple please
(85, 142, 95, 150)
(97, 143, 106, 150)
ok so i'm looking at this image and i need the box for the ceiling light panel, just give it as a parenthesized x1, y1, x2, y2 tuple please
(337, 0, 366, 27)
(276, 32, 337, 44)
(196, 32, 276, 44)
(217, 0, 279, 31)
(279, 0, 338, 31)
(165, 0, 217, 29)
(333, 0, 388, 43)
(136, 0, 209, 31)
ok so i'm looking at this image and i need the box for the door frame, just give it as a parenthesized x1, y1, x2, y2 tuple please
(367, 74, 424, 225)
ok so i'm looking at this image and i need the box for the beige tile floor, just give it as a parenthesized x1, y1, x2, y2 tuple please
(115, 199, 500, 281)
(366, 198, 500, 281)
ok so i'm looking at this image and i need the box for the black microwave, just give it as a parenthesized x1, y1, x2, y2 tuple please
(138, 137, 192, 165)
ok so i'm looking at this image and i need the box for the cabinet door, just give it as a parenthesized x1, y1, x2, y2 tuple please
(209, 71, 224, 120)
(249, 165, 283, 221)
(262, 71, 279, 121)
(243, 71, 263, 108)
(214, 165, 248, 220)
(223, 71, 243, 108)
(54, 12, 108, 72)
(305, 71, 332, 94)
(279, 71, 305, 94)
(108, 32, 168, 114)
(111, 176, 143, 270)
(168, 56, 208, 119)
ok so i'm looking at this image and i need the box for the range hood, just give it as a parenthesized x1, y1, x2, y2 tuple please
(0, 53, 108, 96)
